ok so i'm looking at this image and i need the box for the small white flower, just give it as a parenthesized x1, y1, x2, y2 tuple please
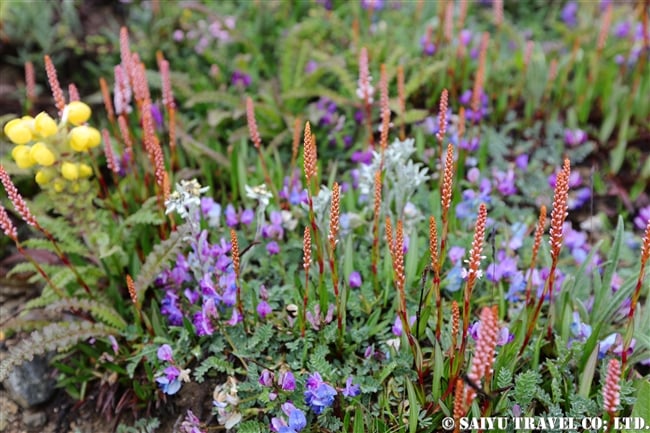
(178, 368, 192, 383)
(245, 184, 273, 207)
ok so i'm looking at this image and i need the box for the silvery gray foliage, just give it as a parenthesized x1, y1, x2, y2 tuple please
(359, 138, 430, 220)
(301, 186, 333, 235)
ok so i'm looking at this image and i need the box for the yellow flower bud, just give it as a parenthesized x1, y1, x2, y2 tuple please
(86, 127, 101, 148)
(34, 112, 58, 137)
(35, 169, 56, 185)
(78, 163, 93, 178)
(67, 101, 91, 126)
(11, 145, 35, 168)
(4, 119, 33, 145)
(53, 178, 65, 193)
(61, 162, 79, 181)
(69, 181, 81, 194)
(30, 142, 56, 166)
(68, 126, 91, 152)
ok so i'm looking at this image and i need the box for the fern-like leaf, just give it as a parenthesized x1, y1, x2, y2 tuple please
(121, 197, 164, 227)
(134, 224, 190, 307)
(45, 298, 128, 331)
(0, 321, 117, 382)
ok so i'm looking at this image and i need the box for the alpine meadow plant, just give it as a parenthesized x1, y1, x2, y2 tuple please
(1, 2, 649, 432)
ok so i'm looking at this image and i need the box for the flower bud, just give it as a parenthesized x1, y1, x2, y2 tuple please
(11, 145, 36, 168)
(34, 112, 58, 137)
(68, 126, 91, 151)
(78, 163, 93, 178)
(86, 126, 101, 148)
(53, 178, 65, 193)
(35, 168, 56, 185)
(4, 119, 33, 145)
(67, 101, 92, 126)
(30, 142, 56, 166)
(61, 162, 79, 181)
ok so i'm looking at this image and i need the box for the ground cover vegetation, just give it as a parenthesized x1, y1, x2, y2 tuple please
(0, 0, 649, 432)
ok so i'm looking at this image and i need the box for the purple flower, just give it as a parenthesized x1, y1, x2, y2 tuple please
(108, 335, 119, 354)
(173, 30, 185, 42)
(634, 205, 650, 230)
(257, 300, 272, 318)
(599, 333, 635, 358)
(231, 70, 252, 88)
(193, 308, 214, 336)
(227, 308, 243, 326)
(151, 104, 164, 129)
(342, 376, 361, 397)
(225, 204, 239, 227)
(304, 372, 337, 414)
(564, 129, 587, 147)
(614, 21, 631, 38)
(496, 327, 514, 346)
(493, 168, 517, 196)
(351, 150, 374, 165)
(240, 208, 254, 225)
(305, 60, 319, 74)
(279, 371, 296, 391)
(391, 315, 416, 336)
(459, 137, 479, 152)
(267, 241, 280, 255)
(561, 1, 578, 27)
(361, 0, 384, 10)
(156, 375, 181, 395)
(459, 29, 472, 46)
(515, 154, 529, 170)
(161, 290, 183, 325)
(259, 369, 274, 387)
(201, 197, 222, 227)
(486, 251, 519, 282)
(263, 211, 285, 239)
(570, 312, 592, 342)
(448, 246, 466, 264)
(420, 35, 436, 56)
(349, 271, 362, 288)
(157, 344, 173, 362)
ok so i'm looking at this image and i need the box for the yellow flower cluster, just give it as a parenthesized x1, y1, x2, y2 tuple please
(3, 102, 100, 193)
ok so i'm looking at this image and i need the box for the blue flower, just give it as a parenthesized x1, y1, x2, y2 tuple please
(342, 376, 361, 398)
(304, 372, 337, 414)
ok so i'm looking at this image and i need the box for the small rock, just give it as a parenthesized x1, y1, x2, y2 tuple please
(22, 410, 47, 430)
(2, 355, 56, 408)
(0, 394, 19, 431)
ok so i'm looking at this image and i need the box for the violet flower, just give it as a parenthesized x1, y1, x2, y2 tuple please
(279, 371, 296, 391)
(561, 2, 578, 27)
(304, 372, 337, 414)
(634, 205, 650, 230)
(157, 344, 174, 362)
(349, 271, 362, 288)
(257, 300, 272, 318)
(342, 376, 361, 397)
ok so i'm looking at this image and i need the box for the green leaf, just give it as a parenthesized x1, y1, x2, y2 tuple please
(631, 380, 650, 433)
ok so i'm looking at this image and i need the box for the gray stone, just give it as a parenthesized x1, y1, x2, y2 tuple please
(22, 410, 47, 429)
(2, 355, 56, 408)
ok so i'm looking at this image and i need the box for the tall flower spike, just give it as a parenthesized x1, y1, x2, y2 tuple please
(549, 159, 570, 261)
(25, 61, 36, 104)
(126, 274, 137, 305)
(303, 227, 312, 271)
(452, 378, 466, 426)
(526, 205, 547, 303)
(68, 83, 80, 102)
(597, 3, 613, 52)
(464, 306, 498, 408)
(356, 47, 373, 103)
(44, 55, 66, 114)
(246, 97, 262, 149)
(441, 143, 455, 223)
(602, 358, 621, 415)
(493, 0, 503, 28)
(429, 216, 439, 272)
(471, 33, 489, 121)
(132, 61, 150, 103)
(119, 27, 133, 83)
(291, 117, 301, 169)
(328, 182, 340, 251)
(231, 230, 240, 279)
(394, 220, 406, 302)
(451, 300, 460, 350)
(437, 89, 449, 145)
(0, 203, 18, 242)
(102, 129, 119, 175)
(642, 218, 650, 265)
(385, 216, 395, 263)
(379, 64, 390, 151)
(458, 0, 469, 30)
(99, 77, 115, 123)
(114, 65, 132, 116)
(466, 203, 488, 286)
(458, 107, 466, 139)
(444, 1, 454, 42)
(0, 165, 38, 228)
(118, 115, 132, 148)
(303, 121, 317, 182)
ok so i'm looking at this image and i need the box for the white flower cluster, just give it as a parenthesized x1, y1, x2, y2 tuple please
(358, 138, 430, 220)
(164, 179, 209, 219)
(213, 376, 242, 430)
